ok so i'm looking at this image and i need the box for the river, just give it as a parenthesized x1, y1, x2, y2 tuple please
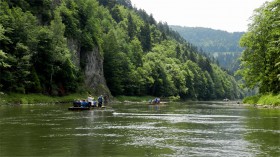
(0, 101, 279, 157)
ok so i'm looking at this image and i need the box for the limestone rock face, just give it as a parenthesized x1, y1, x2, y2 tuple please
(67, 38, 111, 96)
(84, 48, 108, 94)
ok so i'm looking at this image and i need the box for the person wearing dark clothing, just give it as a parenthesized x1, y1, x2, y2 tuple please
(81, 100, 88, 107)
(98, 95, 103, 107)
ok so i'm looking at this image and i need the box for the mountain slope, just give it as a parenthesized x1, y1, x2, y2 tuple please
(170, 25, 244, 53)
(170, 25, 244, 74)
(0, 0, 243, 100)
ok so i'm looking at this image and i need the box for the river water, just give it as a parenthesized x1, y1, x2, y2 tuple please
(0, 101, 279, 157)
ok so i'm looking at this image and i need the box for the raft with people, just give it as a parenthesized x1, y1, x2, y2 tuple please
(147, 97, 169, 105)
(68, 95, 106, 111)
(148, 97, 165, 104)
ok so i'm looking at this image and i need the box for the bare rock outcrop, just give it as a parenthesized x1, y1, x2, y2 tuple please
(67, 38, 111, 97)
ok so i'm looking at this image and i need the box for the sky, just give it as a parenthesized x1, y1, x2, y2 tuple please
(130, 0, 271, 32)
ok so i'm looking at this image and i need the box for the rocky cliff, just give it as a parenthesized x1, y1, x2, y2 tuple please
(67, 38, 111, 97)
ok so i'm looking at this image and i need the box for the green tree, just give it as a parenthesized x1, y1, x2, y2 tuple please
(103, 30, 122, 95)
(128, 37, 143, 67)
(60, 0, 81, 38)
(111, 5, 123, 23)
(239, 0, 280, 93)
(0, 24, 10, 69)
(127, 13, 136, 40)
(49, 9, 78, 94)
(6, 0, 53, 23)
(185, 60, 207, 99)
(26, 67, 42, 93)
(0, 24, 10, 90)
(139, 23, 151, 52)
(0, 2, 37, 93)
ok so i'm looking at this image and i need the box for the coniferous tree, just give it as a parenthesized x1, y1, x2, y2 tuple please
(139, 23, 151, 52)
(127, 13, 136, 40)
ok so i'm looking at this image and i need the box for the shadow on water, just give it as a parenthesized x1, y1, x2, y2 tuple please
(244, 108, 280, 157)
(0, 101, 279, 156)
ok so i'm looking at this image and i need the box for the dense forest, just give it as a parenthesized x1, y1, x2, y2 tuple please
(0, 0, 244, 100)
(170, 26, 244, 74)
(169, 26, 244, 53)
(238, 0, 280, 94)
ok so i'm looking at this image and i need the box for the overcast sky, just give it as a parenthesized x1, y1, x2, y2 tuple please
(130, 0, 271, 32)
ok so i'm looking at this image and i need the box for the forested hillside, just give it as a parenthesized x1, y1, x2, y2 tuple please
(170, 26, 244, 74)
(0, 0, 243, 100)
(169, 26, 244, 53)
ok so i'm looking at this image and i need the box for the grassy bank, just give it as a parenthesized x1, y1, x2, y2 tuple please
(115, 96, 155, 102)
(243, 93, 280, 106)
(0, 93, 89, 105)
(0, 93, 158, 105)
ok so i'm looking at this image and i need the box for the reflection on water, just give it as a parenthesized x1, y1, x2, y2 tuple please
(0, 102, 279, 157)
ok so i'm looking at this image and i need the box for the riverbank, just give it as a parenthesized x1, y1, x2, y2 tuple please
(0, 93, 89, 105)
(0, 93, 156, 105)
(243, 93, 280, 108)
(1, 93, 279, 108)
(115, 96, 156, 103)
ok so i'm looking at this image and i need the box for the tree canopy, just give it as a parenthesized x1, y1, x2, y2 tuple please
(170, 26, 244, 53)
(238, 0, 280, 94)
(0, 0, 243, 100)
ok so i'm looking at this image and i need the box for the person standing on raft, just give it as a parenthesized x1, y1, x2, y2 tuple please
(98, 95, 103, 107)
(87, 95, 94, 106)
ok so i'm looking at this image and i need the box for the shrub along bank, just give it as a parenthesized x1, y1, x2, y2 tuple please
(243, 93, 280, 107)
